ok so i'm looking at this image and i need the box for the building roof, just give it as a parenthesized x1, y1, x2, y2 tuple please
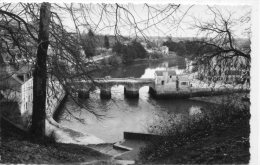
(168, 70, 176, 76)
(179, 78, 190, 82)
(155, 70, 163, 76)
(178, 74, 190, 81)
(155, 70, 176, 76)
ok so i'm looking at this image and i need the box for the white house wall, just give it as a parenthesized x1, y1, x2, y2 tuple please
(155, 83, 177, 94)
(20, 77, 65, 125)
(21, 78, 33, 115)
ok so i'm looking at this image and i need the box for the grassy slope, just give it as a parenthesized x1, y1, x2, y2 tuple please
(138, 95, 250, 164)
(0, 118, 111, 164)
(151, 119, 250, 164)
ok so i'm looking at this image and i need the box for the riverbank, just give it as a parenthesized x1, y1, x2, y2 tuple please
(140, 117, 250, 164)
(0, 117, 111, 164)
(0, 98, 112, 163)
(138, 93, 250, 164)
(0, 89, 128, 163)
(99, 54, 177, 69)
(92, 55, 183, 78)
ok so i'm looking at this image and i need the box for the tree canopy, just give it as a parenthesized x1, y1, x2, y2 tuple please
(81, 29, 97, 57)
(112, 40, 147, 63)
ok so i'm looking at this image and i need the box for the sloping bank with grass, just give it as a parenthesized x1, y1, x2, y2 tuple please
(138, 93, 250, 164)
(1, 77, 104, 145)
(0, 77, 112, 164)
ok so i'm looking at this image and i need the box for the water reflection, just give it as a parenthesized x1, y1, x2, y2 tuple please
(140, 66, 185, 78)
(61, 86, 209, 143)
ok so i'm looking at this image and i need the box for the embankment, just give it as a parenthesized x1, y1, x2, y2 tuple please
(1, 78, 105, 145)
(138, 93, 250, 164)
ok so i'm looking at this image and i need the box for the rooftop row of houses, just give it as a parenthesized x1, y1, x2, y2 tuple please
(141, 42, 169, 55)
(185, 53, 250, 84)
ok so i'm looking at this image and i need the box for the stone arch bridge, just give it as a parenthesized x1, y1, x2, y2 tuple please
(73, 78, 155, 99)
(72, 77, 249, 99)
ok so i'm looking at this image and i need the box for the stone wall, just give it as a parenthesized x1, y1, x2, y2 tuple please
(154, 83, 177, 94)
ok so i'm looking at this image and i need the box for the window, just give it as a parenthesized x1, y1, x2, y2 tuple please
(17, 75, 24, 81)
(161, 80, 165, 85)
(181, 82, 188, 86)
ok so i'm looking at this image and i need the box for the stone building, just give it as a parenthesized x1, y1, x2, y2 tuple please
(21, 77, 33, 116)
(155, 70, 177, 86)
(21, 77, 65, 126)
(160, 46, 169, 55)
(177, 74, 191, 91)
(154, 70, 191, 93)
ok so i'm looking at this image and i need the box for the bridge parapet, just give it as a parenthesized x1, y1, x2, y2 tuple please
(73, 77, 155, 99)
(75, 78, 154, 89)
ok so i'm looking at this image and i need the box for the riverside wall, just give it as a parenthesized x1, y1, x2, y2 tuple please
(149, 86, 249, 99)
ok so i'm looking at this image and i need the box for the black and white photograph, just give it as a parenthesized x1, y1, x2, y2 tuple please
(0, 0, 259, 164)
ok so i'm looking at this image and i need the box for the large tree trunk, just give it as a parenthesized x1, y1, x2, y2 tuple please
(31, 2, 51, 137)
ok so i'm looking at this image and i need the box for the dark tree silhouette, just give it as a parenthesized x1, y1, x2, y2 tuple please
(81, 29, 97, 57)
(31, 2, 51, 137)
(104, 35, 110, 49)
(192, 7, 250, 83)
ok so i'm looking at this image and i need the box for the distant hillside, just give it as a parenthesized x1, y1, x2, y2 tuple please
(94, 34, 250, 48)
(95, 35, 131, 48)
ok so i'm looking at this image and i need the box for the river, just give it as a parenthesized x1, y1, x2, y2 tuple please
(59, 57, 210, 143)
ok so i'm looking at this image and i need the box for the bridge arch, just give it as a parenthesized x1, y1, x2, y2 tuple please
(138, 85, 155, 98)
(75, 78, 155, 99)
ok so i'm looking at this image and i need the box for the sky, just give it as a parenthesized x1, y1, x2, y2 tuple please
(1, 2, 252, 38)
(55, 4, 251, 38)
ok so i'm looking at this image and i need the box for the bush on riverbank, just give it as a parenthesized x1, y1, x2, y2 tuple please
(139, 94, 250, 163)
(101, 55, 122, 66)
(148, 52, 165, 59)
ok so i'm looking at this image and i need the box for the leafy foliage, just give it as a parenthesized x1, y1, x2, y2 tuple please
(81, 29, 97, 57)
(163, 39, 216, 60)
(112, 40, 147, 63)
(139, 94, 250, 162)
(100, 55, 122, 66)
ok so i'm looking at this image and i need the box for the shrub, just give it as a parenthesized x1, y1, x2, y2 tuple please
(149, 52, 163, 59)
(112, 40, 147, 63)
(100, 55, 122, 66)
(139, 94, 250, 161)
(107, 56, 122, 66)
